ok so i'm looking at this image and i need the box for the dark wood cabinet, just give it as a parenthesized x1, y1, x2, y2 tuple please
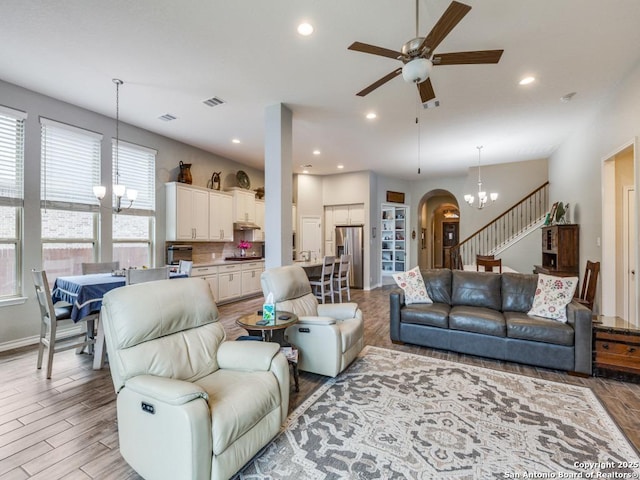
(593, 316, 640, 383)
(534, 224, 579, 277)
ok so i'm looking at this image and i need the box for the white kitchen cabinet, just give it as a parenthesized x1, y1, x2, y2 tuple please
(240, 261, 264, 296)
(209, 191, 233, 241)
(332, 205, 350, 225)
(326, 204, 365, 227)
(229, 188, 256, 223)
(292, 204, 297, 233)
(348, 204, 365, 225)
(250, 200, 265, 242)
(324, 207, 334, 242)
(218, 264, 242, 302)
(191, 265, 219, 301)
(166, 182, 209, 241)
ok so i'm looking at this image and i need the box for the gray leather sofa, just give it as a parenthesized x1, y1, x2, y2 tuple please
(390, 269, 593, 375)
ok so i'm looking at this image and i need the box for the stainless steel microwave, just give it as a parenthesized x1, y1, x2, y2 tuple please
(166, 244, 193, 265)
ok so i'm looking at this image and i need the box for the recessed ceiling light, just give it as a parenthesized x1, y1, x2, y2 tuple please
(337, 164, 344, 169)
(519, 76, 535, 86)
(297, 23, 314, 36)
(232, 138, 241, 144)
(366, 112, 377, 120)
(313, 149, 321, 155)
(302, 169, 309, 174)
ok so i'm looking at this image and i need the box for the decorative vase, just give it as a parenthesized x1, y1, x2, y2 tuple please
(177, 161, 192, 184)
(240, 248, 246, 257)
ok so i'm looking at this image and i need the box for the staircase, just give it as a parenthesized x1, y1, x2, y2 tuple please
(454, 182, 549, 266)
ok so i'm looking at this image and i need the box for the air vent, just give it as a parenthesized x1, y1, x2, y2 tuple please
(158, 113, 177, 122)
(203, 97, 226, 107)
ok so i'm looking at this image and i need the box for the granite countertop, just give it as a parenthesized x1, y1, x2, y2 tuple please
(193, 257, 264, 267)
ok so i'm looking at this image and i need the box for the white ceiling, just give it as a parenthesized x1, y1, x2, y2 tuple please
(2, 0, 640, 179)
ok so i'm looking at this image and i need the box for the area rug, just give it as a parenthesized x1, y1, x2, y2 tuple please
(235, 346, 640, 479)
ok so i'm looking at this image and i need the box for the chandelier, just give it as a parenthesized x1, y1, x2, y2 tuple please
(93, 78, 137, 212)
(464, 146, 498, 209)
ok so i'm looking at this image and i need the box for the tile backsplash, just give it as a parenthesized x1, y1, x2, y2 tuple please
(167, 238, 264, 265)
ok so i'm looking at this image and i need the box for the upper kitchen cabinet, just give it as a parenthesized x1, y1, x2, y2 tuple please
(209, 191, 233, 241)
(328, 204, 365, 225)
(228, 187, 256, 223)
(166, 182, 209, 241)
(249, 200, 265, 242)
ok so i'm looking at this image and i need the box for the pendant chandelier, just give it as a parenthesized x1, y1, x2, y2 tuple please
(464, 146, 498, 209)
(93, 78, 137, 212)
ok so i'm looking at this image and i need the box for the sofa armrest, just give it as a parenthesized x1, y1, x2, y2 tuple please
(317, 302, 359, 320)
(566, 300, 593, 375)
(297, 316, 337, 325)
(217, 340, 280, 371)
(124, 375, 208, 405)
(390, 291, 405, 342)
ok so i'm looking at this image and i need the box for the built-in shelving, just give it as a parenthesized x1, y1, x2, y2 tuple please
(381, 204, 408, 276)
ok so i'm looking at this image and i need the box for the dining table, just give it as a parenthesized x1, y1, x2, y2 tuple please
(52, 271, 187, 369)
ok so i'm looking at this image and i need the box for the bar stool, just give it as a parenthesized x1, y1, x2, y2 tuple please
(333, 254, 352, 302)
(308, 255, 335, 303)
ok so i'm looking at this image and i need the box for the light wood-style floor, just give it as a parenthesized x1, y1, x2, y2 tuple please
(1, 286, 640, 479)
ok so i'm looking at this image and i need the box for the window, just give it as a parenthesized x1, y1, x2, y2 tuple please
(0, 106, 26, 299)
(40, 118, 102, 281)
(112, 141, 156, 268)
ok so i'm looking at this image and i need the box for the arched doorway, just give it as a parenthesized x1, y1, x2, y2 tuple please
(418, 190, 460, 269)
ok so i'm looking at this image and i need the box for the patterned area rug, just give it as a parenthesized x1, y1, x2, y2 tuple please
(236, 346, 640, 479)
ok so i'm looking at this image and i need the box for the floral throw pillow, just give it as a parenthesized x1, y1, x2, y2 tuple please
(528, 273, 578, 322)
(393, 266, 432, 305)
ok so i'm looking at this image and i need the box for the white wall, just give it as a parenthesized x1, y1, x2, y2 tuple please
(0, 80, 263, 348)
(549, 56, 640, 315)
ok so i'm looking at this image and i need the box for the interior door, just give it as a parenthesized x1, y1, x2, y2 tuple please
(301, 216, 322, 261)
(625, 187, 637, 324)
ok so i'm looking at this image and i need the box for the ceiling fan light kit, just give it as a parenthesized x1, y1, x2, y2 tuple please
(402, 57, 432, 83)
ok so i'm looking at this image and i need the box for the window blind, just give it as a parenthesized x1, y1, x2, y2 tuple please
(113, 140, 156, 215)
(0, 106, 26, 207)
(40, 117, 102, 211)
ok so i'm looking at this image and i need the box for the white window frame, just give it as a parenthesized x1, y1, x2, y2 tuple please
(40, 118, 102, 278)
(0, 105, 26, 303)
(112, 140, 157, 267)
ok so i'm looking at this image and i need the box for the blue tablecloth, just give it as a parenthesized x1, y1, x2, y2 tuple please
(52, 272, 187, 322)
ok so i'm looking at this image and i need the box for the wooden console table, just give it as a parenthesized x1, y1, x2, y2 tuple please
(593, 316, 640, 383)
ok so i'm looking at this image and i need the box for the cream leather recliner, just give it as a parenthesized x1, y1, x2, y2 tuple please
(100, 277, 289, 480)
(261, 265, 364, 377)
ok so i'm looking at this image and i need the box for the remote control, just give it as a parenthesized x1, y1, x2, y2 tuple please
(278, 315, 291, 320)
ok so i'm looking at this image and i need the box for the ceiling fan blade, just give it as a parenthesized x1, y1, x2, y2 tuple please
(433, 50, 504, 65)
(417, 78, 436, 103)
(419, 1, 471, 55)
(348, 41, 403, 60)
(356, 68, 402, 97)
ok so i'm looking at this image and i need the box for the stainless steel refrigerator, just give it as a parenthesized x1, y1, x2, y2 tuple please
(335, 225, 364, 289)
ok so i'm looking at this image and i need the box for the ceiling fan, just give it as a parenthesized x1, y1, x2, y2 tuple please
(348, 0, 504, 104)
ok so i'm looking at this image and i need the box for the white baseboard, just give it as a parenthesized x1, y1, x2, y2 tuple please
(0, 325, 84, 353)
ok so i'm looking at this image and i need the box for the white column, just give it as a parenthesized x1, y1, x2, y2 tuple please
(264, 103, 293, 269)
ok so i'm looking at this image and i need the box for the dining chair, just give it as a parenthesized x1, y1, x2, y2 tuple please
(476, 254, 495, 262)
(577, 260, 600, 311)
(333, 254, 352, 302)
(81, 261, 119, 274)
(125, 266, 170, 285)
(476, 257, 502, 273)
(308, 255, 335, 304)
(32, 269, 96, 378)
(178, 259, 193, 276)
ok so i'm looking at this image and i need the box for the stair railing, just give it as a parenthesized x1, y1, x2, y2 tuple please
(453, 182, 549, 267)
